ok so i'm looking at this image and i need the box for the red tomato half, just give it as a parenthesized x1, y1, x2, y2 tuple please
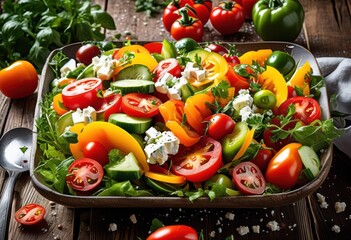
(14, 204, 46, 226)
(231, 161, 266, 195)
(153, 58, 182, 81)
(95, 93, 122, 121)
(205, 113, 236, 141)
(147, 225, 198, 240)
(66, 158, 104, 192)
(122, 93, 162, 118)
(143, 42, 163, 54)
(61, 78, 102, 110)
(171, 136, 223, 182)
(83, 141, 109, 166)
(278, 96, 322, 125)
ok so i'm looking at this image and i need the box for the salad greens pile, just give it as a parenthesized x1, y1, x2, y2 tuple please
(0, 0, 115, 70)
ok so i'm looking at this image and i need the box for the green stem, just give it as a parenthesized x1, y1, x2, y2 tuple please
(223, 1, 234, 10)
(179, 8, 195, 26)
(268, 0, 284, 9)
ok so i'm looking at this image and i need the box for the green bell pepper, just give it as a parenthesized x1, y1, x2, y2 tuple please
(265, 50, 296, 76)
(252, 0, 305, 41)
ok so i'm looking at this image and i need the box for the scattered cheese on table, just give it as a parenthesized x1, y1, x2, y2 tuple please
(266, 221, 280, 231)
(335, 202, 346, 213)
(236, 226, 250, 236)
(331, 225, 341, 233)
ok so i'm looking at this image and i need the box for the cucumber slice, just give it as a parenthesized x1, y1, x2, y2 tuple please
(108, 113, 152, 134)
(115, 64, 153, 81)
(110, 79, 155, 94)
(144, 177, 181, 194)
(298, 145, 321, 180)
(56, 111, 73, 135)
(105, 152, 143, 181)
(179, 83, 194, 101)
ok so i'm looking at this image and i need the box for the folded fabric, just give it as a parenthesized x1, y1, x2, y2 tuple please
(317, 57, 351, 158)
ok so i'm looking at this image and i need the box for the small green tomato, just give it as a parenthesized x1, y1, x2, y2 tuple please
(253, 89, 277, 109)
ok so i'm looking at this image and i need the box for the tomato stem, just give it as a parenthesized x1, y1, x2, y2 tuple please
(222, 1, 234, 11)
(178, 7, 196, 26)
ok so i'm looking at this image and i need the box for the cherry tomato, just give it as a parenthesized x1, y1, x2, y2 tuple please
(231, 161, 266, 195)
(236, 0, 258, 19)
(287, 85, 297, 98)
(250, 148, 273, 173)
(223, 54, 240, 65)
(83, 141, 109, 166)
(278, 96, 322, 125)
(205, 43, 228, 55)
(153, 58, 182, 81)
(66, 158, 104, 192)
(205, 173, 233, 189)
(193, 0, 212, 24)
(210, 1, 245, 35)
(14, 204, 46, 226)
(171, 8, 204, 42)
(76, 44, 101, 66)
(253, 89, 277, 110)
(95, 93, 122, 121)
(171, 136, 223, 182)
(147, 225, 198, 240)
(162, 0, 196, 32)
(143, 42, 163, 54)
(121, 93, 162, 118)
(265, 143, 303, 189)
(0, 60, 38, 99)
(61, 78, 103, 110)
(205, 113, 236, 141)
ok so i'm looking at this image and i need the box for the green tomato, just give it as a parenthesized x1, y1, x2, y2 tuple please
(266, 51, 296, 75)
(221, 122, 249, 163)
(175, 37, 201, 54)
(204, 174, 234, 190)
(253, 89, 277, 110)
(252, 0, 305, 41)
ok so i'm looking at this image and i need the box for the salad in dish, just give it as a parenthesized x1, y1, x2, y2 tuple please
(35, 38, 341, 201)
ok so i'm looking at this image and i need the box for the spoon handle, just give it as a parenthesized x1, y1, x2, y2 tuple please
(0, 172, 20, 240)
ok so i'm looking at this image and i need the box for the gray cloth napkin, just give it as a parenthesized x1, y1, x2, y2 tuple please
(317, 57, 351, 158)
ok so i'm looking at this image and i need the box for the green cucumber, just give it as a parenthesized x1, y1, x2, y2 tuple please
(105, 152, 143, 181)
(110, 79, 155, 94)
(144, 177, 181, 194)
(179, 83, 194, 101)
(56, 111, 73, 135)
(115, 64, 153, 81)
(298, 145, 321, 180)
(108, 113, 152, 134)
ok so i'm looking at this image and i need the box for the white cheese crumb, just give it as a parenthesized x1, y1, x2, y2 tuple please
(225, 212, 235, 220)
(209, 230, 216, 237)
(252, 225, 260, 233)
(335, 202, 346, 213)
(266, 221, 280, 231)
(129, 214, 137, 224)
(331, 225, 341, 233)
(108, 223, 117, 232)
(317, 193, 329, 209)
(236, 226, 250, 236)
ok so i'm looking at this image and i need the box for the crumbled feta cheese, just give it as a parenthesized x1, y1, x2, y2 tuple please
(182, 62, 207, 82)
(239, 106, 253, 122)
(72, 106, 96, 125)
(331, 225, 341, 233)
(155, 73, 187, 100)
(60, 59, 77, 77)
(209, 230, 216, 238)
(129, 214, 137, 224)
(145, 127, 161, 144)
(232, 91, 253, 111)
(92, 55, 117, 81)
(252, 225, 260, 234)
(266, 221, 280, 231)
(335, 202, 346, 213)
(236, 226, 250, 236)
(108, 223, 117, 232)
(317, 193, 329, 209)
(225, 212, 235, 220)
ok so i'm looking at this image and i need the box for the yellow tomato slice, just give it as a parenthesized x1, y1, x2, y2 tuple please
(70, 122, 149, 172)
(259, 66, 288, 107)
(288, 61, 312, 96)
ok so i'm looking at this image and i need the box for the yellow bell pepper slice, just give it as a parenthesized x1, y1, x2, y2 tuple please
(239, 49, 273, 66)
(259, 66, 288, 107)
(70, 121, 149, 172)
(288, 61, 312, 96)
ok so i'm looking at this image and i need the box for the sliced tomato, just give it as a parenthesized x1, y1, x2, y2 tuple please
(231, 161, 266, 195)
(170, 136, 222, 182)
(153, 58, 182, 81)
(143, 42, 163, 54)
(121, 93, 162, 118)
(278, 96, 321, 125)
(14, 204, 46, 225)
(95, 93, 122, 121)
(66, 158, 104, 192)
(61, 78, 102, 110)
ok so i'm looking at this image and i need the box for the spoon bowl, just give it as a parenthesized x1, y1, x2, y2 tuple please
(0, 128, 33, 240)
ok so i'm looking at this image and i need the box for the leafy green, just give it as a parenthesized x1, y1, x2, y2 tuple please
(134, 0, 170, 17)
(0, 0, 116, 70)
(96, 181, 153, 196)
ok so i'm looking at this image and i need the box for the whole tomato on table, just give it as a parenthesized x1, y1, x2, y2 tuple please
(147, 224, 198, 240)
(193, 0, 213, 24)
(171, 8, 204, 41)
(252, 0, 305, 41)
(163, 0, 196, 32)
(236, 0, 258, 19)
(209, 0, 245, 35)
(0, 60, 38, 99)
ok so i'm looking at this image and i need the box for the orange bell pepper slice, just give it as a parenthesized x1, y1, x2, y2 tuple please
(52, 93, 69, 116)
(239, 49, 273, 66)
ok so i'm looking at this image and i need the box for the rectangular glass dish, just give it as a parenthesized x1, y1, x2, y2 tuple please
(30, 41, 333, 208)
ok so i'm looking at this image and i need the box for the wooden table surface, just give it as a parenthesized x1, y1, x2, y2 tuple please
(1, 0, 351, 239)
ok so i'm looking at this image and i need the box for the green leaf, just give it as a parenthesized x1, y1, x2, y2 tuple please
(91, 9, 116, 30)
(36, 27, 54, 47)
(28, 40, 51, 70)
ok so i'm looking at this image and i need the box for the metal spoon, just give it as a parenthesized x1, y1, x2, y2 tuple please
(0, 128, 32, 240)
